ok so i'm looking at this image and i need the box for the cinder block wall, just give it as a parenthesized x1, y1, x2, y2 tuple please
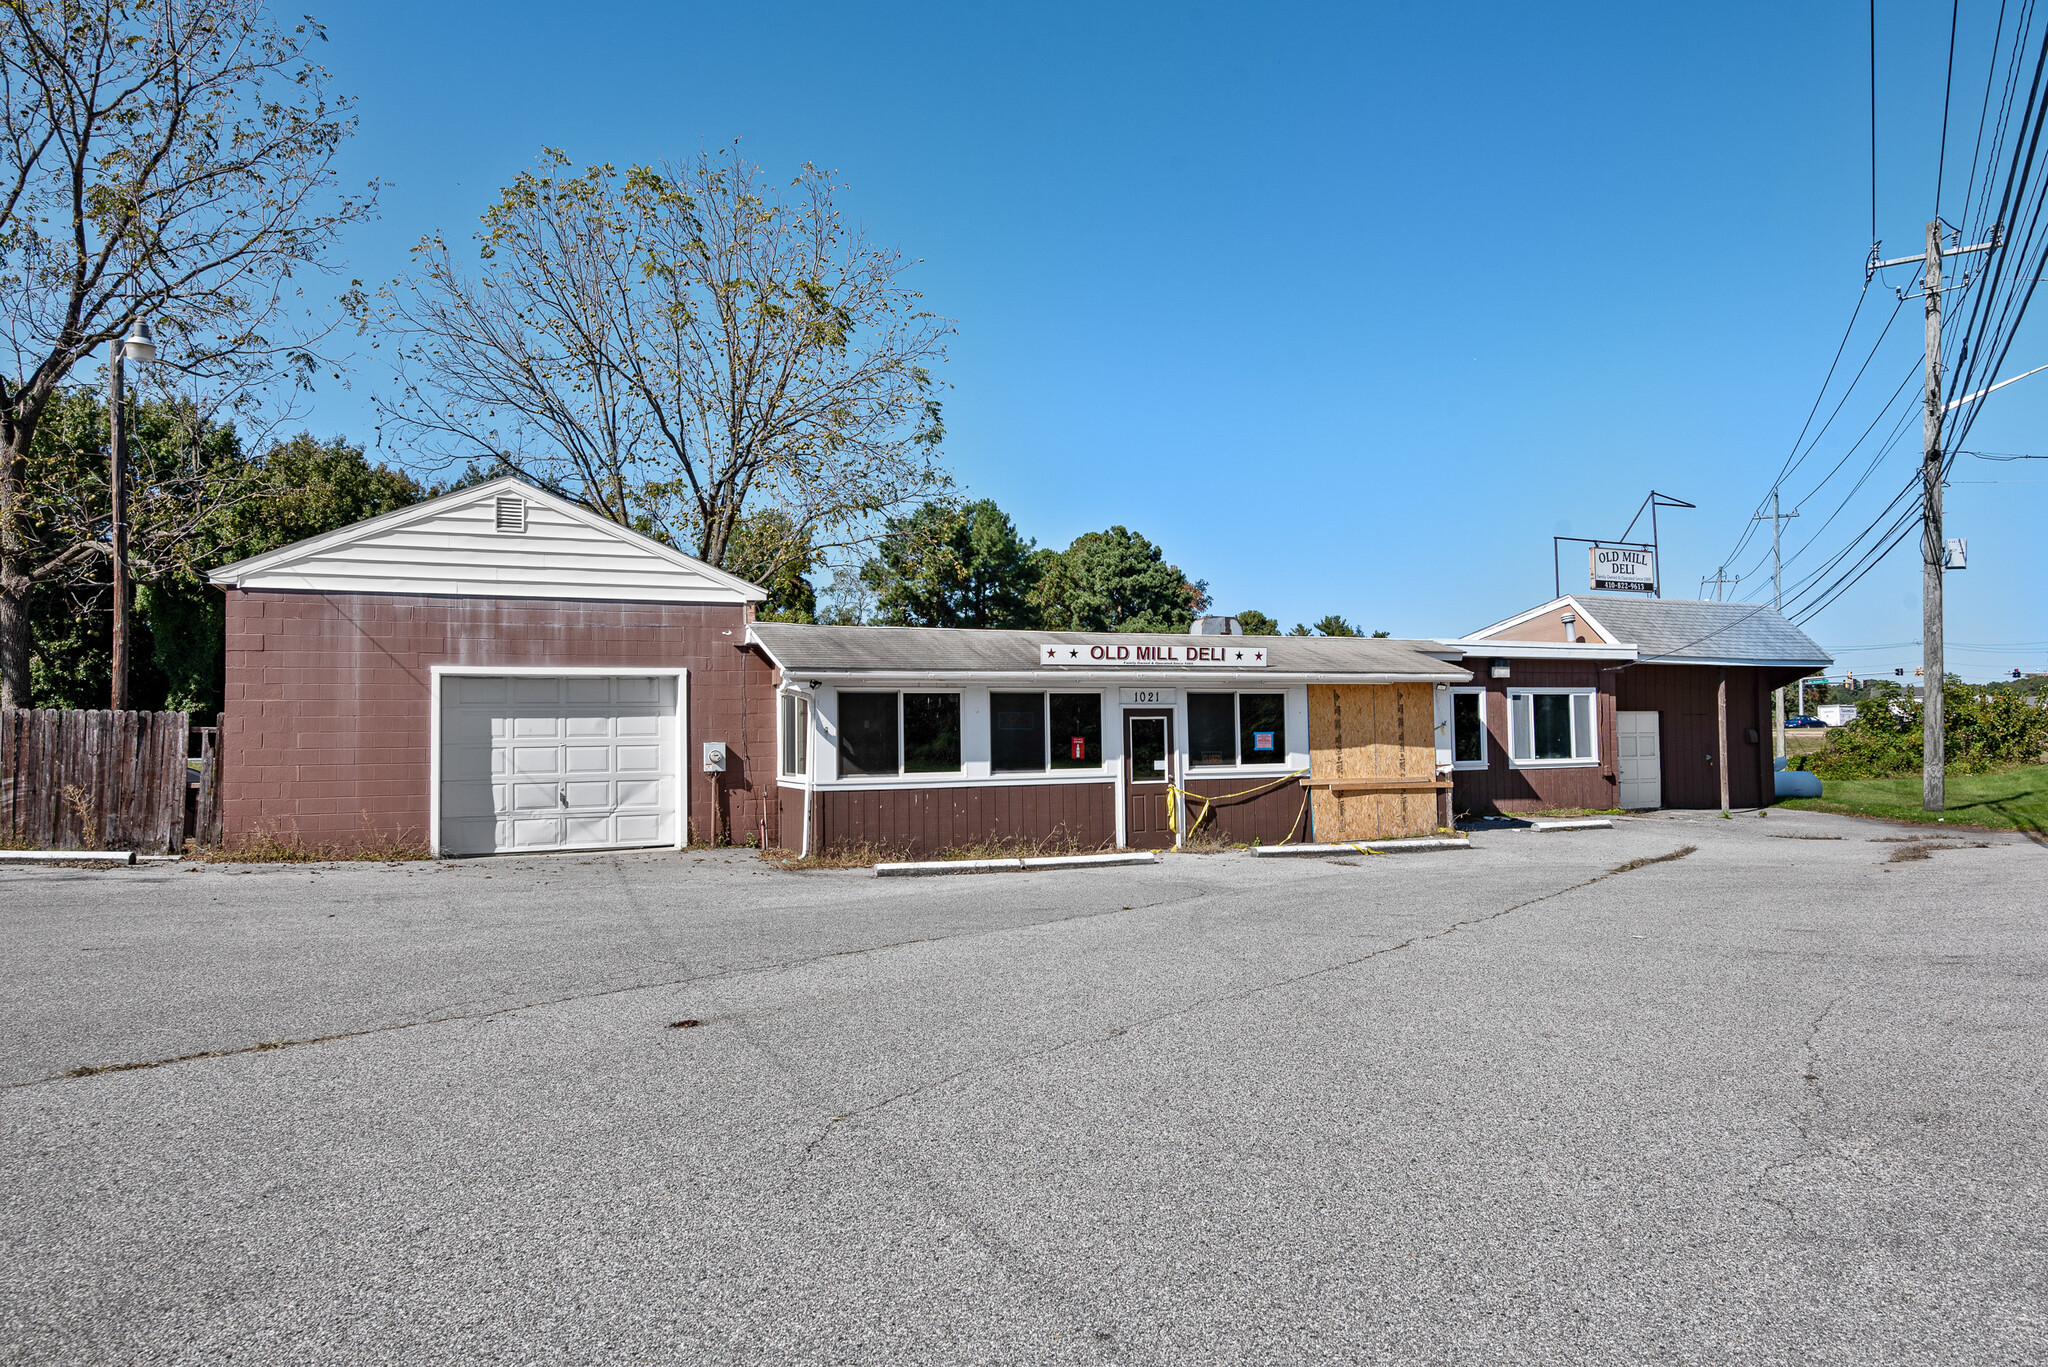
(222, 590, 776, 850)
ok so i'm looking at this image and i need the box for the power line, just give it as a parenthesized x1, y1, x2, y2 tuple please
(1936, 0, 1961, 216)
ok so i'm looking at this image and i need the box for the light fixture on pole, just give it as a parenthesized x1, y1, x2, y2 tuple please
(107, 313, 156, 710)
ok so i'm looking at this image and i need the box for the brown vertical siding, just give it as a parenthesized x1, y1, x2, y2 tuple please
(811, 781, 1115, 856)
(1614, 664, 1772, 809)
(1180, 774, 1312, 845)
(1449, 661, 1621, 816)
(222, 590, 777, 850)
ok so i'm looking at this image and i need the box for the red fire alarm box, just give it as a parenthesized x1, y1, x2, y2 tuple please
(1070, 736, 1087, 760)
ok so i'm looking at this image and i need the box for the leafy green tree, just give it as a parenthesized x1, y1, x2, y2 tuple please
(724, 508, 820, 624)
(1031, 526, 1208, 633)
(23, 412, 423, 713)
(862, 499, 1039, 628)
(1234, 609, 1279, 636)
(0, 0, 376, 707)
(1313, 615, 1359, 637)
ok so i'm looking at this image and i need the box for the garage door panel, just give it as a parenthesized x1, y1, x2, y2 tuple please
(511, 745, 563, 775)
(512, 816, 564, 847)
(614, 813, 664, 843)
(511, 781, 559, 812)
(615, 745, 662, 773)
(450, 677, 506, 704)
(564, 780, 612, 807)
(616, 778, 662, 807)
(440, 673, 679, 856)
(510, 678, 560, 705)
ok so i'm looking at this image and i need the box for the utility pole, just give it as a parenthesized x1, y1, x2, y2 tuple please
(1700, 567, 1740, 601)
(1752, 491, 1799, 760)
(1868, 220, 2000, 812)
(1919, 219, 1945, 813)
(107, 341, 129, 711)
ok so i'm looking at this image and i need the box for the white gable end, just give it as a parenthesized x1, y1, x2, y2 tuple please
(209, 479, 765, 605)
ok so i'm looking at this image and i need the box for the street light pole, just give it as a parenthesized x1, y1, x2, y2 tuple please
(107, 316, 156, 711)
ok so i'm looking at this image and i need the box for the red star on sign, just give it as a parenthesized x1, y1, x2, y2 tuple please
(1044, 647, 1057, 660)
(1254, 651, 1264, 662)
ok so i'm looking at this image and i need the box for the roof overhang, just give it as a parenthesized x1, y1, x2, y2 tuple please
(1436, 639, 1637, 663)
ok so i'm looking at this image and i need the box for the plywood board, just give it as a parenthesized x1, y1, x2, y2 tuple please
(1306, 683, 1439, 841)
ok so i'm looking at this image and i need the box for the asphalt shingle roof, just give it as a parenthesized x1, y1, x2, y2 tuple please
(746, 624, 1471, 681)
(1572, 596, 1833, 667)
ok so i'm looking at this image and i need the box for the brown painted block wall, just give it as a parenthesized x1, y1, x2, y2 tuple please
(222, 590, 777, 850)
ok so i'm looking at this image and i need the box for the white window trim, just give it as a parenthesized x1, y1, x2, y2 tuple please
(1506, 687, 1599, 769)
(778, 690, 810, 778)
(1184, 689, 1291, 772)
(1450, 687, 1490, 770)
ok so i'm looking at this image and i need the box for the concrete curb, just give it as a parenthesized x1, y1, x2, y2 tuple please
(1531, 819, 1614, 832)
(1250, 838, 1471, 858)
(875, 851, 1161, 878)
(0, 849, 137, 865)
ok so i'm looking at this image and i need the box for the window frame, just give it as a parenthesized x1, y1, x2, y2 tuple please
(835, 689, 965, 778)
(1505, 687, 1599, 768)
(1185, 690, 1293, 772)
(779, 692, 809, 778)
(1450, 687, 1489, 770)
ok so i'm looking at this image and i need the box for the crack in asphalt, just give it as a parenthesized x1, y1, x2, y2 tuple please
(3, 886, 1216, 1091)
(1748, 995, 1844, 1225)
(793, 846, 1701, 1165)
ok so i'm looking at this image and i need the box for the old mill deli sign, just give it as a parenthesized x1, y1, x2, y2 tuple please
(1038, 641, 1267, 667)
(1589, 545, 1657, 595)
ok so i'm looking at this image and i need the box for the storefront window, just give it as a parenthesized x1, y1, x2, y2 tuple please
(780, 694, 808, 776)
(1237, 693, 1285, 762)
(837, 692, 899, 777)
(1189, 693, 1235, 766)
(903, 693, 961, 773)
(1189, 692, 1287, 767)
(991, 692, 1045, 772)
(1050, 693, 1102, 769)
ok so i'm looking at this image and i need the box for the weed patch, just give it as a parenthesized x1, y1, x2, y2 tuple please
(1607, 845, 1698, 875)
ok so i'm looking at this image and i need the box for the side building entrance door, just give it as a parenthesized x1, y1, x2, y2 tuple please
(1616, 709, 1662, 810)
(1123, 710, 1176, 849)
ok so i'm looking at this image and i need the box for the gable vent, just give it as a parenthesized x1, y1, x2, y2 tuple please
(494, 495, 527, 533)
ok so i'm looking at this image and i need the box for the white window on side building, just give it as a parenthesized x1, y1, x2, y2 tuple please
(1507, 689, 1596, 767)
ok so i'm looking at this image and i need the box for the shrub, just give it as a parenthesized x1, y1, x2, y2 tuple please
(1807, 683, 2048, 779)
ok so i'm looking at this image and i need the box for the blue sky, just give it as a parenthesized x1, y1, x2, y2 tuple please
(298, 0, 2047, 680)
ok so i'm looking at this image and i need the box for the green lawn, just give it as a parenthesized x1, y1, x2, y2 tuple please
(1778, 763, 2048, 835)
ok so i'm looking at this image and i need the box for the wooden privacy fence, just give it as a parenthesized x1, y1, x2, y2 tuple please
(1, 709, 202, 853)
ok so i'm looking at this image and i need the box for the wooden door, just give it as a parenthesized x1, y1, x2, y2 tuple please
(1122, 710, 1175, 849)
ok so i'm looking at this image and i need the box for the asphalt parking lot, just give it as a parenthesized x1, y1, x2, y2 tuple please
(2, 810, 2043, 1365)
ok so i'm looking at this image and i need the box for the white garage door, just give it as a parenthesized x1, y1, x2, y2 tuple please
(440, 675, 679, 856)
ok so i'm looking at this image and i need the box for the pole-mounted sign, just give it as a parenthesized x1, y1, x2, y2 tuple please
(1588, 544, 1657, 595)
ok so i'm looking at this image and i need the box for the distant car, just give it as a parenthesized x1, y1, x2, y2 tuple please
(1784, 715, 1828, 728)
